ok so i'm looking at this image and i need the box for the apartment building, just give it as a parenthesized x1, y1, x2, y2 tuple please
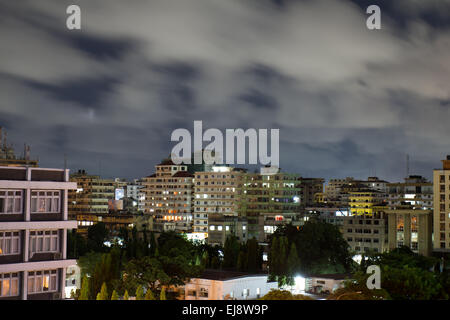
(387, 175, 433, 210)
(348, 190, 386, 216)
(433, 156, 450, 252)
(193, 166, 245, 236)
(207, 213, 248, 246)
(240, 167, 301, 241)
(68, 170, 115, 234)
(324, 177, 388, 207)
(299, 178, 324, 207)
(0, 166, 77, 300)
(343, 205, 388, 254)
(141, 159, 193, 233)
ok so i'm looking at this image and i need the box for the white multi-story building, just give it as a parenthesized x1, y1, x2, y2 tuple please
(193, 166, 245, 236)
(141, 159, 193, 232)
(0, 166, 77, 300)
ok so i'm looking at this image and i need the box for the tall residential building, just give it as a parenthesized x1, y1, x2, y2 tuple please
(324, 177, 388, 207)
(193, 166, 246, 237)
(299, 178, 324, 207)
(348, 190, 385, 216)
(240, 167, 301, 241)
(433, 156, 450, 252)
(387, 175, 433, 210)
(68, 170, 115, 233)
(0, 166, 77, 300)
(343, 205, 388, 255)
(141, 159, 193, 233)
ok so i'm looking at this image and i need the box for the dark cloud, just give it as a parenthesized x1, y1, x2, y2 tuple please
(0, 0, 449, 182)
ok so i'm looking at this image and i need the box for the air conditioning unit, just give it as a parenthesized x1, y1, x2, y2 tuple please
(52, 292, 62, 300)
(53, 252, 63, 260)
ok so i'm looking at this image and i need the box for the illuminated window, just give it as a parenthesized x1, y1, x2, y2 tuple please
(28, 270, 57, 294)
(0, 273, 19, 297)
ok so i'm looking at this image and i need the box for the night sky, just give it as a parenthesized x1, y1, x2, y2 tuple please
(0, 0, 449, 181)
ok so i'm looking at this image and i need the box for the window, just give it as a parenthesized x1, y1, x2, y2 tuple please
(29, 230, 59, 254)
(199, 288, 208, 298)
(0, 231, 20, 256)
(28, 270, 58, 294)
(0, 273, 19, 297)
(31, 191, 60, 213)
(0, 190, 23, 214)
(187, 290, 196, 297)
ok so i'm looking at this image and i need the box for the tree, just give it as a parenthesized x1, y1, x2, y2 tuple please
(358, 246, 446, 300)
(260, 289, 313, 300)
(97, 282, 108, 300)
(111, 290, 119, 300)
(123, 290, 129, 300)
(160, 287, 167, 300)
(274, 222, 352, 275)
(145, 289, 156, 300)
(381, 265, 442, 300)
(246, 238, 260, 273)
(79, 275, 90, 300)
(135, 285, 144, 300)
(67, 229, 88, 258)
(268, 236, 280, 279)
(327, 272, 390, 300)
(87, 222, 109, 252)
(223, 235, 240, 269)
(123, 257, 170, 292)
(286, 243, 301, 286)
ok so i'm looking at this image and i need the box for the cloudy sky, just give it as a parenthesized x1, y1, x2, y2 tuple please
(0, 0, 449, 181)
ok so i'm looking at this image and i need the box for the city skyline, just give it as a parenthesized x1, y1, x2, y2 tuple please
(1, 0, 449, 181)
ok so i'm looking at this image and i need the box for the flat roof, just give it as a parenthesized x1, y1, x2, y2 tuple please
(196, 269, 269, 281)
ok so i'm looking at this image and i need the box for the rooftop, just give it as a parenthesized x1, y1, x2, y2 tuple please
(196, 269, 269, 281)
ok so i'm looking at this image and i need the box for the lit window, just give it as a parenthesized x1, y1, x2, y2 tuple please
(28, 270, 58, 294)
(0, 273, 19, 297)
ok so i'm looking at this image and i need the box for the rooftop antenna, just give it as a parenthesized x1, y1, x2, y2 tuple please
(64, 153, 67, 170)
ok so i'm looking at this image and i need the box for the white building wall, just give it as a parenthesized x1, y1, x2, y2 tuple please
(185, 276, 278, 300)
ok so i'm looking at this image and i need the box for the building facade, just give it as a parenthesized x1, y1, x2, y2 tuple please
(0, 166, 77, 300)
(141, 159, 193, 233)
(193, 166, 245, 236)
(433, 156, 450, 252)
(386, 205, 433, 256)
(184, 269, 277, 300)
(68, 170, 115, 234)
